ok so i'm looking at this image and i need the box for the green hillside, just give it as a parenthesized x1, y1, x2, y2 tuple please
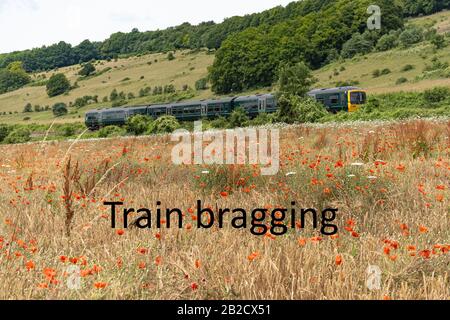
(0, 9, 449, 125)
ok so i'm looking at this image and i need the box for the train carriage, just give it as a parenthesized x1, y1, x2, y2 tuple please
(84, 90, 362, 130)
(307, 86, 367, 113)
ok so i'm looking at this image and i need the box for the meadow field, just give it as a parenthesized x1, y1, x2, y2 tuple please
(0, 119, 448, 300)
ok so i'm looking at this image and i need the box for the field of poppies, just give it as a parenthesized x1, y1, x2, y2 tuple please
(0, 119, 448, 300)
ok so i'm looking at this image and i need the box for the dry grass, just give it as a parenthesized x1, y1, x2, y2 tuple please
(0, 119, 448, 300)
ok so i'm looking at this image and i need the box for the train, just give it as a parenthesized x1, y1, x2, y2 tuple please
(85, 86, 367, 129)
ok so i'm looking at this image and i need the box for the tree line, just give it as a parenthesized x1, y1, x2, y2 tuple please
(2, 0, 446, 73)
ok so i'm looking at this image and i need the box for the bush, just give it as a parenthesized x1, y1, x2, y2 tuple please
(0, 124, 12, 142)
(126, 115, 153, 135)
(209, 116, 229, 129)
(276, 95, 328, 124)
(251, 113, 274, 126)
(148, 116, 180, 134)
(78, 62, 96, 77)
(57, 124, 77, 137)
(380, 68, 391, 75)
(46, 73, 71, 97)
(424, 87, 450, 104)
(376, 33, 398, 51)
(396, 77, 408, 84)
(401, 64, 415, 72)
(430, 33, 446, 49)
(52, 103, 68, 117)
(23, 103, 33, 113)
(167, 52, 175, 61)
(98, 125, 126, 138)
(4, 127, 31, 144)
(195, 78, 209, 90)
(228, 108, 250, 128)
(399, 27, 423, 47)
(372, 69, 381, 78)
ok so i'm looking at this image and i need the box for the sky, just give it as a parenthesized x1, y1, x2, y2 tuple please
(0, 0, 294, 54)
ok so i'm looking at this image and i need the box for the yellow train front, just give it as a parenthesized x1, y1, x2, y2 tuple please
(308, 86, 367, 113)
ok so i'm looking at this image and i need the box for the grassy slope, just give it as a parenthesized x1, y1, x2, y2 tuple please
(0, 11, 449, 125)
(0, 50, 215, 124)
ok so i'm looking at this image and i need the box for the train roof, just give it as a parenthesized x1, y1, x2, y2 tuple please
(234, 93, 275, 102)
(308, 87, 362, 96)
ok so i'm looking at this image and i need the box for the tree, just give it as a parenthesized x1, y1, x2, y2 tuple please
(78, 62, 96, 77)
(46, 73, 71, 97)
(277, 62, 316, 97)
(341, 32, 374, 59)
(52, 103, 68, 117)
(0, 61, 31, 94)
(23, 103, 33, 113)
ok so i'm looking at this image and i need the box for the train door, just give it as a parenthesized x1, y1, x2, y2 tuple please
(166, 106, 172, 115)
(201, 103, 208, 117)
(258, 97, 267, 113)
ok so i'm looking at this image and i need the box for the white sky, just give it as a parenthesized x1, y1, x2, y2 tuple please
(0, 0, 294, 54)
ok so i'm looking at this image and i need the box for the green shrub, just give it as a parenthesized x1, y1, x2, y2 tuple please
(251, 113, 274, 126)
(228, 107, 250, 128)
(57, 124, 77, 137)
(395, 77, 408, 85)
(380, 68, 391, 75)
(209, 116, 229, 129)
(4, 127, 31, 144)
(78, 62, 96, 77)
(276, 95, 328, 124)
(98, 125, 126, 138)
(148, 116, 180, 134)
(0, 124, 12, 142)
(376, 33, 398, 51)
(167, 52, 175, 61)
(424, 87, 450, 104)
(52, 103, 68, 117)
(401, 64, 415, 72)
(195, 78, 209, 91)
(372, 69, 381, 78)
(399, 26, 423, 47)
(126, 115, 153, 135)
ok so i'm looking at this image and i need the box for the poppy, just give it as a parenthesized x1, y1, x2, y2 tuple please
(195, 259, 201, 269)
(25, 260, 35, 271)
(191, 283, 199, 291)
(94, 282, 108, 289)
(418, 226, 428, 234)
(116, 229, 125, 236)
(335, 255, 343, 266)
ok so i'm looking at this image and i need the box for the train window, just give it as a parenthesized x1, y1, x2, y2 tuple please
(329, 95, 339, 104)
(350, 92, 367, 104)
